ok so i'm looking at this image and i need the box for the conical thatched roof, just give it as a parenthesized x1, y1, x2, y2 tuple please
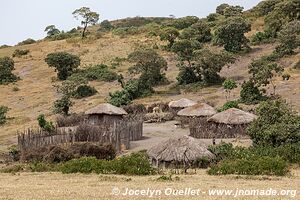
(177, 103, 217, 117)
(85, 103, 127, 115)
(207, 108, 257, 125)
(147, 136, 214, 163)
(168, 98, 197, 108)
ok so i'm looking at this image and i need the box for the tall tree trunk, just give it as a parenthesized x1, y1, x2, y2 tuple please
(82, 22, 88, 38)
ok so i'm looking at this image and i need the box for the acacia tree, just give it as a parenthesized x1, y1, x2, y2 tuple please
(72, 7, 100, 38)
(44, 25, 60, 37)
(215, 17, 251, 52)
(180, 21, 212, 43)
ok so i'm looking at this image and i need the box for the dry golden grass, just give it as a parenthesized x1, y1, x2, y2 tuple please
(0, 169, 299, 200)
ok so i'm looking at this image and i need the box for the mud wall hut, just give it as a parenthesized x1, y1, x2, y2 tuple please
(178, 103, 217, 137)
(207, 108, 257, 138)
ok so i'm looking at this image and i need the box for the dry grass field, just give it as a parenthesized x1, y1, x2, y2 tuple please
(0, 169, 299, 200)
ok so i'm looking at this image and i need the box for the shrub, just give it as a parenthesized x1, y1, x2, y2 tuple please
(53, 96, 74, 116)
(80, 64, 118, 82)
(247, 99, 300, 147)
(218, 101, 239, 112)
(208, 156, 289, 176)
(12, 49, 30, 57)
(0, 57, 19, 84)
(17, 38, 36, 45)
(60, 152, 154, 175)
(251, 31, 272, 45)
(240, 80, 263, 104)
(8, 145, 20, 161)
(45, 52, 81, 80)
(99, 20, 114, 31)
(0, 106, 9, 125)
(75, 85, 97, 98)
(0, 45, 11, 49)
(37, 114, 55, 132)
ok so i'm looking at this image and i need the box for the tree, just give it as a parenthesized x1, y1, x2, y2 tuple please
(45, 52, 80, 80)
(0, 57, 18, 84)
(53, 96, 73, 116)
(180, 21, 212, 43)
(223, 79, 237, 100)
(216, 3, 230, 15)
(247, 99, 300, 147)
(223, 6, 243, 18)
(44, 25, 60, 37)
(276, 20, 300, 55)
(249, 59, 284, 95)
(215, 17, 251, 52)
(72, 7, 100, 38)
(100, 20, 114, 31)
(159, 27, 179, 49)
(172, 39, 201, 66)
(193, 50, 235, 84)
(128, 48, 168, 86)
(171, 16, 199, 30)
(240, 80, 263, 104)
(0, 106, 9, 125)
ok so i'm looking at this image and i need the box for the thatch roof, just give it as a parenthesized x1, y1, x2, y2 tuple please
(207, 108, 257, 125)
(177, 103, 217, 117)
(85, 103, 128, 115)
(168, 98, 197, 108)
(147, 136, 214, 163)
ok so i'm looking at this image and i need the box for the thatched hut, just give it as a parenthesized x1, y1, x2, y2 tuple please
(147, 135, 215, 169)
(85, 103, 128, 126)
(207, 108, 257, 138)
(168, 98, 197, 114)
(178, 103, 217, 137)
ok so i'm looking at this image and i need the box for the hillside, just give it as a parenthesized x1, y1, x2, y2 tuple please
(0, 1, 300, 152)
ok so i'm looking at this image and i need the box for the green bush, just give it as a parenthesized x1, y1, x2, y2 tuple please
(0, 106, 9, 125)
(75, 85, 97, 98)
(0, 57, 19, 84)
(12, 49, 30, 58)
(37, 114, 55, 132)
(60, 152, 154, 175)
(208, 156, 289, 176)
(81, 64, 118, 82)
(247, 99, 300, 147)
(218, 101, 239, 112)
(17, 38, 36, 45)
(251, 31, 273, 45)
(240, 80, 263, 104)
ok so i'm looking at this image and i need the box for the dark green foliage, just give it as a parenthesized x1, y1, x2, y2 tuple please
(172, 39, 201, 63)
(170, 16, 199, 30)
(216, 3, 230, 15)
(240, 80, 263, 104)
(99, 20, 114, 31)
(252, 0, 281, 16)
(0, 57, 19, 84)
(223, 79, 237, 100)
(37, 114, 55, 132)
(75, 85, 97, 98)
(0, 106, 9, 125)
(247, 99, 300, 147)
(176, 65, 200, 85)
(251, 31, 273, 45)
(12, 49, 30, 58)
(265, 0, 300, 37)
(60, 152, 154, 175)
(128, 48, 168, 86)
(53, 96, 74, 116)
(208, 156, 288, 176)
(45, 52, 80, 80)
(215, 17, 251, 52)
(276, 20, 300, 55)
(223, 5, 244, 18)
(218, 101, 239, 112)
(159, 27, 180, 49)
(180, 21, 212, 43)
(80, 64, 118, 82)
(17, 38, 36, 46)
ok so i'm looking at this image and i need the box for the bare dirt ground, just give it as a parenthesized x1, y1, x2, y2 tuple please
(129, 121, 251, 153)
(0, 170, 299, 200)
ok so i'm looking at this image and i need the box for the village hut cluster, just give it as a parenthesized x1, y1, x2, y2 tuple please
(169, 98, 257, 139)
